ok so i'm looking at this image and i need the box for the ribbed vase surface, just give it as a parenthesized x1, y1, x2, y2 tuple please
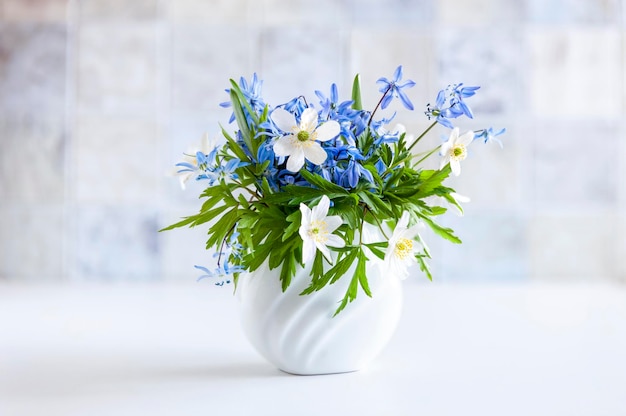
(238, 257, 403, 375)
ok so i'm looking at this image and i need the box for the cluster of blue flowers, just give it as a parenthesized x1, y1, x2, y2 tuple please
(219, 67, 423, 193)
(181, 66, 504, 284)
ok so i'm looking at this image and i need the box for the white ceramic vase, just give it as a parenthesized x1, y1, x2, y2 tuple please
(237, 254, 403, 375)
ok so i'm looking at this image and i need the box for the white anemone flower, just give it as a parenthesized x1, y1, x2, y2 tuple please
(439, 127, 474, 176)
(173, 133, 216, 189)
(299, 195, 345, 264)
(385, 211, 423, 280)
(271, 107, 340, 172)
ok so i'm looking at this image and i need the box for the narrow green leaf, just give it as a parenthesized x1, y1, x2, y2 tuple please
(300, 170, 349, 195)
(356, 250, 371, 297)
(229, 89, 253, 152)
(419, 214, 462, 244)
(333, 272, 359, 317)
(416, 255, 433, 281)
(351, 73, 362, 111)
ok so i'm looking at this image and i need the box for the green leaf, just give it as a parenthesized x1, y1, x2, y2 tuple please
(282, 210, 301, 242)
(334, 271, 359, 317)
(159, 216, 196, 232)
(418, 214, 462, 244)
(416, 254, 433, 281)
(364, 243, 386, 261)
(300, 170, 349, 196)
(358, 190, 394, 217)
(356, 249, 371, 297)
(229, 89, 253, 152)
(220, 125, 250, 163)
(351, 73, 362, 111)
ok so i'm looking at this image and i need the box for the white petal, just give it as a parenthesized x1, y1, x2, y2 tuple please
(439, 154, 450, 171)
(200, 132, 211, 153)
(271, 108, 297, 132)
(316, 242, 333, 263)
(300, 108, 319, 132)
(303, 143, 328, 165)
(299, 203, 311, 228)
(312, 195, 330, 221)
(448, 127, 460, 143)
(314, 120, 340, 142)
(286, 148, 305, 172)
(450, 160, 461, 176)
(302, 238, 316, 264)
(398, 211, 410, 229)
(325, 234, 345, 248)
(406, 224, 424, 239)
(324, 215, 343, 232)
(273, 135, 295, 157)
(458, 130, 474, 146)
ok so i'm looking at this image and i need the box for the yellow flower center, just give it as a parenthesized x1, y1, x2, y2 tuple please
(451, 144, 467, 161)
(297, 130, 310, 142)
(308, 220, 328, 243)
(394, 238, 414, 260)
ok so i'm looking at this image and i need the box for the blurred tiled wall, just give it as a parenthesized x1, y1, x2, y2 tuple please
(0, 0, 624, 283)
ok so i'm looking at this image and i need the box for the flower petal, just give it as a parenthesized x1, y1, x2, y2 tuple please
(303, 143, 328, 166)
(396, 88, 414, 110)
(300, 108, 319, 132)
(271, 108, 296, 132)
(325, 234, 345, 248)
(439, 155, 450, 171)
(393, 65, 402, 82)
(299, 203, 311, 229)
(286, 148, 305, 172)
(450, 160, 461, 176)
(448, 127, 460, 143)
(458, 131, 474, 146)
(324, 215, 343, 233)
(314, 120, 340, 142)
(273, 135, 295, 157)
(398, 211, 410, 229)
(316, 242, 333, 263)
(302, 238, 316, 264)
(312, 195, 330, 221)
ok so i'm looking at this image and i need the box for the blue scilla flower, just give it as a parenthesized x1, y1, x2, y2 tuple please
(375, 159, 387, 176)
(340, 159, 374, 189)
(376, 65, 416, 111)
(220, 73, 265, 123)
(197, 157, 248, 186)
(374, 123, 407, 146)
(315, 84, 354, 121)
(195, 265, 235, 286)
(317, 158, 338, 183)
(282, 97, 308, 119)
(175, 145, 219, 181)
(425, 83, 479, 129)
(315, 83, 338, 120)
(474, 127, 506, 148)
(255, 141, 281, 190)
(451, 83, 480, 119)
(326, 143, 365, 162)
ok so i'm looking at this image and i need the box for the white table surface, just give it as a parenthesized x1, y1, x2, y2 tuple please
(1, 282, 625, 416)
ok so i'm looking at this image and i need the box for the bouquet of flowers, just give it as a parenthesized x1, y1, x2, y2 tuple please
(163, 66, 504, 315)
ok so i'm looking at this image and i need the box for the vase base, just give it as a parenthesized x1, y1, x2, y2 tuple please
(279, 367, 361, 376)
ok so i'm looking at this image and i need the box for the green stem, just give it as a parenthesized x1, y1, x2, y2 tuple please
(407, 121, 437, 153)
(371, 213, 390, 240)
(413, 145, 442, 166)
(232, 179, 262, 200)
